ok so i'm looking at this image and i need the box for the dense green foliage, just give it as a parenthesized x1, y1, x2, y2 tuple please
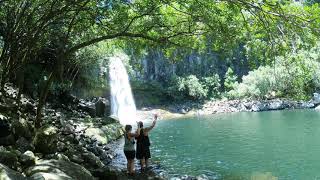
(228, 43, 320, 100)
(224, 68, 238, 92)
(165, 74, 221, 100)
(167, 75, 208, 100)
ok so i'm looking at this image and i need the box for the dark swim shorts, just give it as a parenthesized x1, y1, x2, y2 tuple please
(124, 150, 135, 160)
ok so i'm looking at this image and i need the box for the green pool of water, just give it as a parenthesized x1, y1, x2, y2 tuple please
(150, 109, 320, 180)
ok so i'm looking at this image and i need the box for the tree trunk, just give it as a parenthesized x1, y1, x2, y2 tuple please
(35, 72, 54, 128)
(16, 67, 25, 110)
(0, 70, 8, 93)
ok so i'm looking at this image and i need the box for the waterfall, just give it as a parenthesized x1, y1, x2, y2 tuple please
(109, 56, 137, 125)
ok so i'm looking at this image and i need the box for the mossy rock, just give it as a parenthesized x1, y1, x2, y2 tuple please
(33, 126, 58, 154)
(85, 127, 108, 144)
(26, 159, 95, 180)
(0, 150, 18, 169)
(11, 118, 32, 140)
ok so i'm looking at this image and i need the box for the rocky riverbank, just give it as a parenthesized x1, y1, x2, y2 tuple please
(136, 93, 320, 119)
(0, 84, 167, 180)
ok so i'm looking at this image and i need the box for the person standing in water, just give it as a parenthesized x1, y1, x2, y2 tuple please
(136, 114, 158, 172)
(124, 123, 140, 175)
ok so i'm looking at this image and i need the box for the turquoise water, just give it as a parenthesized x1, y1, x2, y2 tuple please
(150, 110, 320, 180)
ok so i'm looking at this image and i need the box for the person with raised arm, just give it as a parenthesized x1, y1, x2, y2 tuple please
(123, 122, 141, 175)
(136, 113, 158, 172)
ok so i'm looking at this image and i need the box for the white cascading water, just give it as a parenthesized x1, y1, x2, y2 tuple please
(109, 56, 137, 125)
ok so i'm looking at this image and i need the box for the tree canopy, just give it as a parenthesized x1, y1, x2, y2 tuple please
(0, 0, 319, 127)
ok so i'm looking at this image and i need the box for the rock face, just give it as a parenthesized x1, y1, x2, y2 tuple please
(0, 164, 25, 180)
(33, 126, 58, 154)
(26, 159, 95, 180)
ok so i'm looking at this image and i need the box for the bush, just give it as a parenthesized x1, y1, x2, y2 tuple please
(202, 74, 221, 98)
(224, 67, 237, 92)
(166, 75, 207, 100)
(227, 66, 275, 99)
(228, 43, 320, 100)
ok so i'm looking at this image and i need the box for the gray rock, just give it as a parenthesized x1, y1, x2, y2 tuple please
(16, 137, 35, 152)
(78, 101, 96, 117)
(267, 100, 286, 110)
(179, 108, 187, 114)
(20, 151, 35, 167)
(86, 144, 103, 156)
(196, 174, 209, 180)
(57, 142, 67, 152)
(251, 102, 267, 112)
(295, 102, 315, 109)
(82, 152, 104, 168)
(0, 163, 25, 180)
(26, 159, 95, 180)
(56, 154, 70, 162)
(315, 105, 320, 111)
(70, 155, 84, 164)
(313, 93, 320, 105)
(33, 126, 58, 154)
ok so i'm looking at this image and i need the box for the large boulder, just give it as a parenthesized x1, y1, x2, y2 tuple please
(95, 97, 109, 117)
(0, 163, 25, 180)
(84, 122, 123, 145)
(82, 151, 104, 169)
(33, 126, 58, 154)
(26, 159, 95, 180)
(85, 127, 108, 144)
(78, 100, 96, 117)
(20, 151, 36, 167)
(251, 102, 268, 112)
(267, 100, 288, 110)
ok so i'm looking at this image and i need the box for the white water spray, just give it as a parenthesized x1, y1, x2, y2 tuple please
(109, 55, 137, 125)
